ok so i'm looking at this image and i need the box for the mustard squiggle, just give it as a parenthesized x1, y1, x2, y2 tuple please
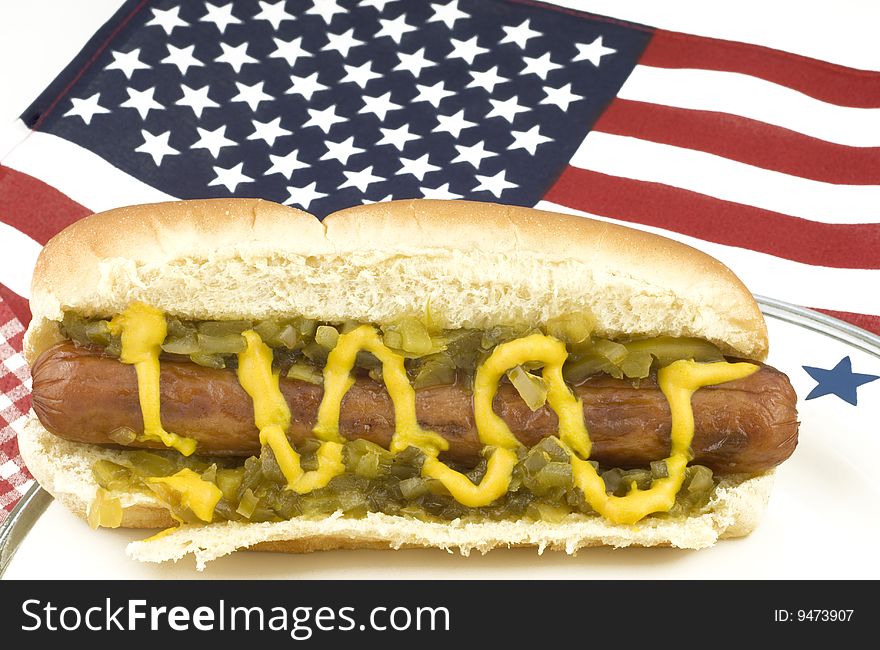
(113, 304, 760, 524)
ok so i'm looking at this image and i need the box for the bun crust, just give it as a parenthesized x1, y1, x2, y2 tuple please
(25, 198, 767, 364)
(17, 413, 773, 570)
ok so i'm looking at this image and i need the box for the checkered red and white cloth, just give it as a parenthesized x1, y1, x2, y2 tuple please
(0, 297, 34, 521)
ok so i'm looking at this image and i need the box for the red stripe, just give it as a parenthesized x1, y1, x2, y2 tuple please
(813, 308, 880, 338)
(641, 30, 880, 109)
(0, 166, 92, 245)
(593, 99, 880, 186)
(545, 167, 880, 269)
(0, 286, 30, 328)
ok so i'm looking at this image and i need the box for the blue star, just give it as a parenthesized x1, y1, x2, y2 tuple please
(802, 357, 879, 406)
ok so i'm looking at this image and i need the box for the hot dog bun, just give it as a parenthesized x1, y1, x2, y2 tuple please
(19, 198, 777, 568)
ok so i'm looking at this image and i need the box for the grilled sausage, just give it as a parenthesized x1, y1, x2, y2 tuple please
(31, 342, 798, 474)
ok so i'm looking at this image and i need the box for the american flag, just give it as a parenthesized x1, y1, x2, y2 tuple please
(1, 0, 879, 518)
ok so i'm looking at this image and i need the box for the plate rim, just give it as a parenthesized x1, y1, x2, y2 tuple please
(0, 479, 51, 578)
(2, 296, 879, 578)
(756, 295, 880, 360)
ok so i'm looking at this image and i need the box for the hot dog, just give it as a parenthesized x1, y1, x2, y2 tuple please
(32, 341, 797, 473)
(18, 198, 799, 568)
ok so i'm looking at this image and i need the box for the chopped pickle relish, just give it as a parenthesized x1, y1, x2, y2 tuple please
(62, 311, 727, 389)
(91, 439, 720, 526)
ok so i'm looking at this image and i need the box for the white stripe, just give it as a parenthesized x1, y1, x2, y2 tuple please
(618, 65, 880, 147)
(2, 129, 175, 212)
(0, 223, 41, 298)
(535, 200, 880, 316)
(571, 132, 880, 225)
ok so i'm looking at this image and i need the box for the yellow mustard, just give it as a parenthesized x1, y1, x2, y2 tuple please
(317, 324, 520, 507)
(147, 468, 222, 523)
(108, 302, 197, 456)
(474, 334, 591, 458)
(568, 360, 758, 524)
(316, 325, 449, 455)
(314, 326, 758, 521)
(236, 330, 344, 493)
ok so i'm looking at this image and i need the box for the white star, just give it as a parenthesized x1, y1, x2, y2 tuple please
(435, 109, 477, 139)
(146, 6, 187, 35)
(307, 0, 346, 24)
(201, 2, 241, 33)
(176, 84, 218, 118)
(521, 52, 561, 80)
(192, 125, 236, 158)
(451, 141, 496, 169)
(361, 92, 402, 121)
(376, 124, 419, 150)
(361, 0, 399, 11)
(320, 136, 366, 165)
(217, 42, 258, 73)
(231, 81, 272, 111)
(340, 61, 382, 88)
(509, 124, 553, 155)
(541, 83, 583, 111)
(428, 1, 468, 30)
(324, 28, 364, 58)
(473, 169, 517, 197)
(397, 153, 440, 182)
(467, 66, 507, 93)
(394, 48, 435, 78)
(420, 182, 462, 200)
(412, 80, 455, 106)
(487, 96, 529, 123)
(573, 35, 616, 67)
(134, 129, 178, 165)
(106, 48, 149, 79)
(247, 116, 291, 147)
(340, 165, 384, 193)
(375, 14, 416, 45)
(209, 162, 253, 192)
(161, 44, 202, 75)
(270, 36, 311, 67)
(64, 92, 110, 125)
(120, 86, 163, 120)
(286, 71, 327, 100)
(285, 182, 327, 210)
(303, 105, 346, 133)
(448, 35, 489, 66)
(500, 19, 541, 49)
(362, 193, 395, 205)
(266, 150, 308, 178)
(254, 0, 292, 30)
